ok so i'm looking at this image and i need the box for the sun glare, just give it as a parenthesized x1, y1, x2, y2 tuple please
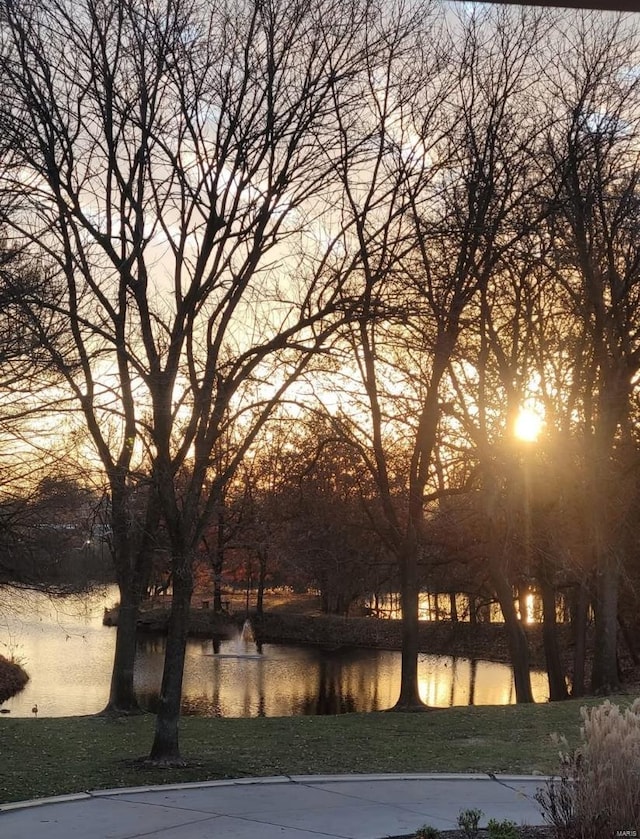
(514, 408, 543, 442)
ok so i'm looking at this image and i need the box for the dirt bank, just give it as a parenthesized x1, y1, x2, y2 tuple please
(0, 655, 29, 704)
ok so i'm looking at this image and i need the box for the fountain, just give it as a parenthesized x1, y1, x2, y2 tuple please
(210, 618, 263, 659)
(236, 619, 255, 654)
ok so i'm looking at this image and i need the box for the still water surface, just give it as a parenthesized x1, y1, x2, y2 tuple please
(0, 587, 549, 717)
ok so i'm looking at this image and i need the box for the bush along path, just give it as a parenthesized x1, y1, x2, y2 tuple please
(393, 824, 552, 839)
(389, 818, 553, 839)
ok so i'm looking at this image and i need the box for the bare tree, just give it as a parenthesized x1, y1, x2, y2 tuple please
(539, 16, 640, 693)
(0, 233, 84, 590)
(1, 0, 414, 760)
(445, 14, 640, 700)
(327, 5, 551, 707)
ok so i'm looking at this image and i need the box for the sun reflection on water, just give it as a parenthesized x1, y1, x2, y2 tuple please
(1, 588, 550, 718)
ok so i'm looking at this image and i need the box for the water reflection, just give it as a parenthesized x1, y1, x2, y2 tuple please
(0, 588, 549, 718)
(135, 639, 548, 718)
(0, 586, 117, 717)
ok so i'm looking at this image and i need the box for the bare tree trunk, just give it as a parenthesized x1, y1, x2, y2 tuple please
(393, 544, 424, 710)
(244, 562, 252, 616)
(101, 481, 156, 715)
(505, 617, 534, 703)
(149, 561, 193, 764)
(212, 569, 223, 614)
(618, 614, 640, 665)
(540, 578, 569, 701)
(213, 506, 225, 613)
(591, 565, 620, 694)
(256, 547, 267, 617)
(571, 581, 589, 698)
(469, 659, 478, 705)
(103, 588, 141, 713)
(450, 592, 458, 623)
(492, 573, 534, 703)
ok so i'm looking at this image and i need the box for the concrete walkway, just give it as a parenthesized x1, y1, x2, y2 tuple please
(0, 774, 550, 838)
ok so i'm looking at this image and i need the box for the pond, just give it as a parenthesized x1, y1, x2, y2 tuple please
(0, 587, 549, 717)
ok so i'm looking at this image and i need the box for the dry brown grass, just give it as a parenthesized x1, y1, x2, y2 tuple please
(536, 699, 640, 838)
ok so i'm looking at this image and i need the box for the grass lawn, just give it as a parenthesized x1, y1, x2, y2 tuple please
(0, 694, 636, 805)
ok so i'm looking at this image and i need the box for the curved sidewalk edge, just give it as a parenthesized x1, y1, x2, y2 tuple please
(0, 774, 554, 839)
(0, 773, 552, 812)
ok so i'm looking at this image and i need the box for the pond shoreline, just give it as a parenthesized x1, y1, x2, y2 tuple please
(0, 654, 29, 703)
(103, 604, 581, 670)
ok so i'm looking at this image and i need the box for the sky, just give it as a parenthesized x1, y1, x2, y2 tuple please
(463, 1, 639, 11)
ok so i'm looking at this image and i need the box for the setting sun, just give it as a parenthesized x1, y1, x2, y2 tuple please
(514, 408, 544, 442)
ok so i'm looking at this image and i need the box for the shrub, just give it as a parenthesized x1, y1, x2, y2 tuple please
(536, 699, 640, 839)
(457, 807, 484, 838)
(486, 818, 518, 839)
(414, 825, 441, 839)
(534, 765, 574, 839)
(0, 654, 29, 703)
